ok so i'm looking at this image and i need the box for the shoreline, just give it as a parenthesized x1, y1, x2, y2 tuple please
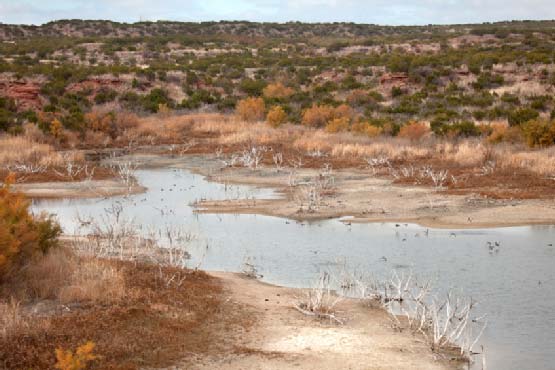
(18, 152, 555, 229)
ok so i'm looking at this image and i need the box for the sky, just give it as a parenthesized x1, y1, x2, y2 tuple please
(1, 0, 555, 26)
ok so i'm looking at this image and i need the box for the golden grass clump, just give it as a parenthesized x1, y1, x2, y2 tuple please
(0, 135, 57, 168)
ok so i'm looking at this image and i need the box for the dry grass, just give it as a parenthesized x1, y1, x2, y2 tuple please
(0, 298, 28, 339)
(58, 258, 125, 304)
(0, 135, 59, 168)
(143, 113, 555, 179)
(0, 253, 249, 370)
(4, 246, 125, 305)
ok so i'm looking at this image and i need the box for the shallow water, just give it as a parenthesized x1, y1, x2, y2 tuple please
(32, 168, 555, 370)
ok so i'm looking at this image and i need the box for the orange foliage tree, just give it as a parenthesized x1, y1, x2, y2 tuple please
(301, 104, 335, 128)
(0, 176, 61, 281)
(398, 121, 430, 141)
(236, 97, 266, 122)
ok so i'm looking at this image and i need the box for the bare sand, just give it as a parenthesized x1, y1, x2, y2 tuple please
(171, 271, 461, 370)
(14, 179, 145, 199)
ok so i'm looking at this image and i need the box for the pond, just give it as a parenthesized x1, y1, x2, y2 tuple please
(31, 167, 555, 370)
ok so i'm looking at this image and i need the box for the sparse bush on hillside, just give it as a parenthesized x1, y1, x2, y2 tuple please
(236, 97, 265, 122)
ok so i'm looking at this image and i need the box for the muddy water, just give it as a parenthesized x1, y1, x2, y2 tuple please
(32, 168, 555, 370)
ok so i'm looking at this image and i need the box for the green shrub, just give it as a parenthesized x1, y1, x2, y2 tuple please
(508, 107, 539, 126)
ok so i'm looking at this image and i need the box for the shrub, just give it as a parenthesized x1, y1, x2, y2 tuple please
(508, 107, 539, 126)
(521, 119, 555, 147)
(325, 117, 350, 133)
(239, 78, 267, 96)
(93, 88, 117, 105)
(263, 83, 294, 100)
(142, 89, 173, 113)
(398, 121, 430, 141)
(0, 178, 61, 281)
(266, 105, 287, 127)
(447, 121, 481, 138)
(236, 97, 265, 122)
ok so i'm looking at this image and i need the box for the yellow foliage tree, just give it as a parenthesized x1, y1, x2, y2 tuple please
(236, 97, 266, 122)
(266, 105, 287, 127)
(263, 83, 294, 99)
(50, 119, 63, 138)
(55, 341, 97, 370)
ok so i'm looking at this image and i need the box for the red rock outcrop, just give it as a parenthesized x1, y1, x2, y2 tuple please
(379, 72, 409, 86)
(0, 80, 43, 110)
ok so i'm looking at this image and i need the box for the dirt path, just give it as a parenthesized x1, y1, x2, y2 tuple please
(183, 272, 459, 370)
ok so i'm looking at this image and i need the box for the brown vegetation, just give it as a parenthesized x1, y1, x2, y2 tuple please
(0, 245, 251, 369)
(0, 178, 60, 281)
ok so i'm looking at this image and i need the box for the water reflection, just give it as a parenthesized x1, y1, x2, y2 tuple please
(32, 168, 555, 370)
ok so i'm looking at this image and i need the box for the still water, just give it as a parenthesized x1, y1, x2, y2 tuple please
(32, 168, 555, 370)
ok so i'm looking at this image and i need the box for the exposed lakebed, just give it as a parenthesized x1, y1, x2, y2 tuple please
(32, 167, 555, 370)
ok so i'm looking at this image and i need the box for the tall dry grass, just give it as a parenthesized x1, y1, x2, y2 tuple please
(133, 112, 555, 177)
(4, 246, 125, 304)
(0, 298, 28, 339)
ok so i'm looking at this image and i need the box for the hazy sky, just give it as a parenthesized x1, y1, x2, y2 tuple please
(1, 0, 555, 26)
